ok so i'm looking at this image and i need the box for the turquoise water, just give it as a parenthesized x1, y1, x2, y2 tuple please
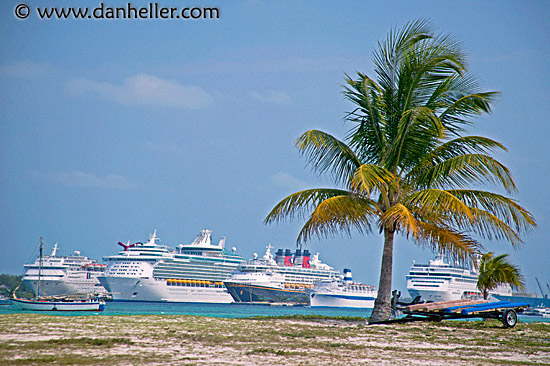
(1, 301, 548, 323)
(0, 301, 372, 318)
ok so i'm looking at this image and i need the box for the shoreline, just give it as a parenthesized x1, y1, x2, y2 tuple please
(1, 314, 549, 365)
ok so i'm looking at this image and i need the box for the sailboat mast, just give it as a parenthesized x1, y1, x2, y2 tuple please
(37, 237, 43, 299)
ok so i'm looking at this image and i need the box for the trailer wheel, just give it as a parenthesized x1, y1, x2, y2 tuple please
(502, 309, 517, 328)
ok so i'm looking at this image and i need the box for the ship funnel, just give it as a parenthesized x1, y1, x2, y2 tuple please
(302, 250, 311, 268)
(284, 249, 293, 266)
(275, 249, 284, 266)
(343, 268, 353, 283)
(294, 249, 303, 266)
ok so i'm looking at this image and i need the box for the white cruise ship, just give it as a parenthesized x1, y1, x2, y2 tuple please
(224, 245, 340, 304)
(97, 230, 244, 303)
(309, 269, 377, 308)
(406, 254, 512, 302)
(23, 243, 108, 297)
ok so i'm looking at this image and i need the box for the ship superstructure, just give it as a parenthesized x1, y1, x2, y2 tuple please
(406, 254, 512, 302)
(98, 230, 244, 303)
(23, 243, 107, 297)
(224, 244, 340, 304)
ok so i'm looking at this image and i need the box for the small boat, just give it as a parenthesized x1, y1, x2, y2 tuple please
(521, 306, 550, 318)
(12, 237, 105, 312)
(0, 295, 11, 306)
(12, 297, 105, 311)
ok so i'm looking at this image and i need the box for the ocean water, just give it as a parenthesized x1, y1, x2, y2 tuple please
(0, 301, 372, 318)
(1, 301, 549, 323)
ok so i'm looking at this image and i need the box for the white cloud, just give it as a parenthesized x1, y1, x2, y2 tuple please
(271, 172, 309, 191)
(31, 170, 138, 190)
(66, 73, 213, 109)
(248, 90, 291, 105)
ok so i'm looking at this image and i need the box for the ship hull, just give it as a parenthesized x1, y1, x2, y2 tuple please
(493, 295, 550, 308)
(310, 293, 376, 308)
(224, 282, 309, 304)
(12, 298, 105, 311)
(407, 288, 460, 302)
(98, 276, 234, 303)
(408, 287, 508, 302)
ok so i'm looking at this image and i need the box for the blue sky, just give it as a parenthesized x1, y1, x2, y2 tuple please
(1, 0, 549, 295)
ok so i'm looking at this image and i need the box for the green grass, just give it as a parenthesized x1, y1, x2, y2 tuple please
(249, 314, 367, 321)
(1, 314, 548, 365)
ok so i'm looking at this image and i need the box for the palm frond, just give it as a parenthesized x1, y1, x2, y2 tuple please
(407, 135, 509, 186)
(460, 207, 523, 246)
(440, 91, 499, 134)
(404, 189, 473, 223)
(296, 130, 362, 185)
(388, 106, 444, 172)
(411, 154, 517, 192)
(415, 136, 507, 162)
(415, 221, 481, 263)
(373, 18, 433, 95)
(343, 73, 387, 163)
(398, 36, 467, 111)
(425, 73, 497, 135)
(449, 190, 536, 235)
(350, 164, 395, 198)
(264, 188, 352, 224)
(379, 203, 421, 239)
(296, 195, 379, 243)
(477, 252, 525, 294)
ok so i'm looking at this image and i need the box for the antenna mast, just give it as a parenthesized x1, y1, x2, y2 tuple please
(37, 237, 43, 299)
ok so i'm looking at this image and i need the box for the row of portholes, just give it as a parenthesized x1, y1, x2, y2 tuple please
(166, 279, 224, 287)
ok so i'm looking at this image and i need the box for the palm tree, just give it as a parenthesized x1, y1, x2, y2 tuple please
(265, 19, 536, 323)
(477, 252, 524, 300)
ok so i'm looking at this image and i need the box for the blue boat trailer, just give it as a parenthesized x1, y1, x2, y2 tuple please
(384, 299, 530, 328)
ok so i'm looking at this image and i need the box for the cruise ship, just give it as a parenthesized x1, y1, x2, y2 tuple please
(406, 254, 512, 302)
(224, 244, 340, 304)
(23, 243, 108, 297)
(97, 230, 244, 303)
(309, 269, 377, 308)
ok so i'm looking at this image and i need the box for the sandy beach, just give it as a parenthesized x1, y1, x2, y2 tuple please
(1, 314, 549, 365)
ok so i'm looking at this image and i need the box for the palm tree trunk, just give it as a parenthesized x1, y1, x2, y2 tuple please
(369, 228, 394, 323)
